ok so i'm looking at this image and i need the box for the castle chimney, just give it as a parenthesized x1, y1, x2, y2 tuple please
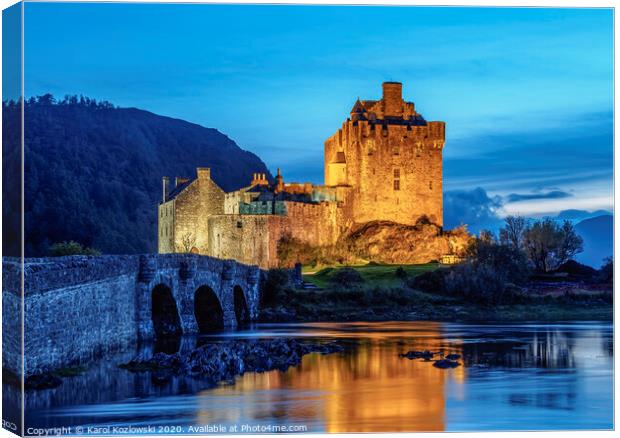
(251, 172, 270, 187)
(196, 167, 211, 180)
(175, 177, 189, 187)
(382, 81, 403, 117)
(162, 176, 170, 202)
(275, 168, 284, 193)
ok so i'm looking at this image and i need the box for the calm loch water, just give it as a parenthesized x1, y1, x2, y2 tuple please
(14, 321, 614, 433)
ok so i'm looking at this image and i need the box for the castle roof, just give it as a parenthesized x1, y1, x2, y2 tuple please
(166, 178, 195, 201)
(246, 184, 274, 194)
(253, 190, 313, 203)
(351, 99, 365, 113)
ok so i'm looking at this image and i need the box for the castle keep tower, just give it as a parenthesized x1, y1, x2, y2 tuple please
(324, 82, 445, 226)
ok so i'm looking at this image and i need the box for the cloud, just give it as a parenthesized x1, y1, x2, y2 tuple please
(443, 110, 613, 196)
(443, 187, 503, 234)
(505, 190, 573, 203)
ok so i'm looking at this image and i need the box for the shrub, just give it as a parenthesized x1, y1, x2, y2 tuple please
(49, 241, 101, 256)
(411, 239, 531, 305)
(597, 257, 613, 284)
(555, 260, 597, 279)
(395, 267, 407, 280)
(261, 269, 291, 306)
(443, 262, 510, 305)
(467, 238, 531, 285)
(409, 268, 449, 293)
(330, 267, 364, 289)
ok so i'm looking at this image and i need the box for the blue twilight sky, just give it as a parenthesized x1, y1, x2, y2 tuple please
(20, 3, 614, 218)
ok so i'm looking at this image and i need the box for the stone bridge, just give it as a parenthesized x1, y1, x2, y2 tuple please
(2, 254, 293, 377)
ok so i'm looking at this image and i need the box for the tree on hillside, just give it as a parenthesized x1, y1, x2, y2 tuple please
(49, 241, 101, 256)
(558, 220, 584, 265)
(522, 219, 583, 272)
(499, 215, 527, 250)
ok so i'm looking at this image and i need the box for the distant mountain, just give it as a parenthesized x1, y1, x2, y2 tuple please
(554, 209, 613, 222)
(574, 215, 613, 268)
(2, 96, 272, 256)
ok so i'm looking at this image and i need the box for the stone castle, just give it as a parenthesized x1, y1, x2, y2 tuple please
(158, 82, 447, 268)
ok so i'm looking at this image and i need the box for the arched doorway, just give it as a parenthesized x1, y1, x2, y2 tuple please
(151, 284, 182, 338)
(233, 285, 250, 325)
(194, 286, 224, 332)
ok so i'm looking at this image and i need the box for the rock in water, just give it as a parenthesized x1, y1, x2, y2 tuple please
(399, 350, 436, 360)
(445, 353, 461, 360)
(433, 359, 460, 369)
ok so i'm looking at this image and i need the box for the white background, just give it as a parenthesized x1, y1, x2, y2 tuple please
(0, 1, 616, 438)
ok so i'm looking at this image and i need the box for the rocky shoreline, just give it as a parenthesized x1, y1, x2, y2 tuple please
(119, 338, 343, 385)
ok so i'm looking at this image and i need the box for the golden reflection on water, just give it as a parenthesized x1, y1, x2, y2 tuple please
(197, 322, 465, 432)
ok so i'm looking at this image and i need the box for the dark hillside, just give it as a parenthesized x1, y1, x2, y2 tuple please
(2, 96, 271, 256)
(575, 215, 613, 268)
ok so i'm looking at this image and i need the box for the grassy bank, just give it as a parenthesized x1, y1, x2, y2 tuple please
(303, 263, 439, 288)
(260, 263, 613, 323)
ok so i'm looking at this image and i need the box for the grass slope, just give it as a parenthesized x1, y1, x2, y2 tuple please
(304, 263, 439, 288)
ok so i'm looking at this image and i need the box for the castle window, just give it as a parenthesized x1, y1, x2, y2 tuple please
(429, 181, 433, 190)
(394, 168, 401, 191)
(393, 146, 399, 156)
(237, 221, 243, 228)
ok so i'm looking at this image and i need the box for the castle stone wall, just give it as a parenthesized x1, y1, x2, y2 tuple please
(283, 201, 341, 247)
(207, 215, 285, 269)
(158, 200, 176, 253)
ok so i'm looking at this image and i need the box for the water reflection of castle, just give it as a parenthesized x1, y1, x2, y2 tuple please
(196, 323, 466, 432)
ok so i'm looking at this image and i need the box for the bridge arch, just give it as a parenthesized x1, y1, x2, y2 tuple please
(194, 285, 224, 332)
(151, 283, 182, 338)
(233, 285, 250, 326)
